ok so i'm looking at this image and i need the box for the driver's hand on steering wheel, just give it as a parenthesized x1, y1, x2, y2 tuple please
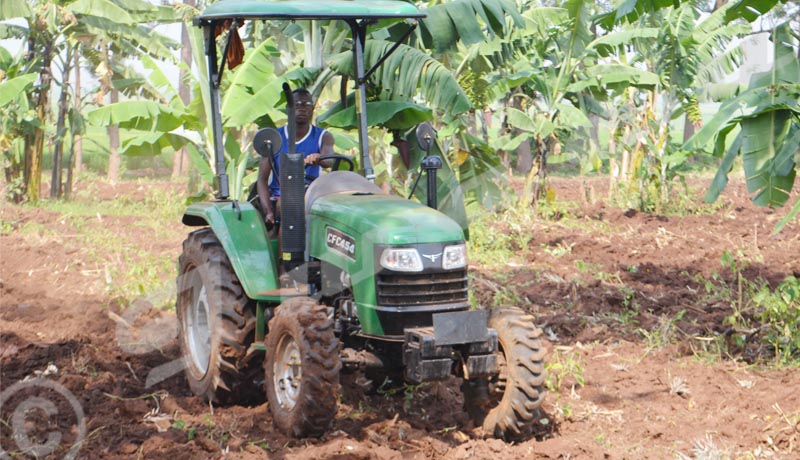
(304, 153, 320, 165)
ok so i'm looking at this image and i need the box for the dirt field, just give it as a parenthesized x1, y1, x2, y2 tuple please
(1, 176, 798, 460)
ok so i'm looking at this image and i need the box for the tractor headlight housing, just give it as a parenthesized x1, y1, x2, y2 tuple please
(379, 248, 423, 272)
(442, 244, 467, 270)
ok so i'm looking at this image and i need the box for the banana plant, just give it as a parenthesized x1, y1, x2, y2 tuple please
(586, 0, 751, 210)
(84, 0, 526, 205)
(0, 0, 177, 201)
(496, 1, 605, 205)
(685, 23, 799, 234)
(0, 66, 38, 203)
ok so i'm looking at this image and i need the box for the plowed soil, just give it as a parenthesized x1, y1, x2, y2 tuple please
(1, 176, 798, 460)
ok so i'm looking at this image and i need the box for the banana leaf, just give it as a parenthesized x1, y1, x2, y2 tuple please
(416, 0, 523, 53)
(67, 0, 135, 25)
(0, 0, 31, 19)
(587, 28, 659, 57)
(741, 111, 796, 207)
(317, 99, 432, 131)
(0, 73, 36, 106)
(567, 64, 659, 93)
(725, 0, 786, 23)
(329, 40, 472, 119)
(691, 23, 800, 214)
(221, 39, 284, 128)
(595, 0, 677, 30)
(87, 101, 188, 132)
(120, 131, 193, 156)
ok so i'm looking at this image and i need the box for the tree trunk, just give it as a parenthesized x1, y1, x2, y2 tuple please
(51, 47, 73, 198)
(682, 114, 696, 143)
(74, 51, 83, 175)
(101, 41, 121, 183)
(511, 93, 532, 173)
(107, 88, 121, 182)
(65, 138, 75, 200)
(25, 40, 54, 203)
(174, 0, 196, 180)
(516, 139, 532, 173)
(620, 125, 631, 182)
(608, 121, 619, 198)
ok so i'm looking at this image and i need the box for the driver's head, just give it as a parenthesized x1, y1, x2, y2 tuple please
(292, 88, 315, 125)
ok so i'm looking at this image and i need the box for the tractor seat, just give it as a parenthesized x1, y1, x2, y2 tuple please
(305, 170, 384, 215)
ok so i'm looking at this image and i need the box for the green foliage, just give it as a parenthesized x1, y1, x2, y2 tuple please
(318, 100, 432, 130)
(686, 23, 800, 232)
(753, 276, 800, 365)
(329, 40, 472, 119)
(221, 39, 284, 128)
(725, 0, 789, 23)
(417, 0, 523, 53)
(546, 348, 585, 392)
(467, 206, 535, 267)
(0, 73, 36, 106)
(696, 251, 800, 365)
(30, 182, 185, 301)
(638, 310, 686, 352)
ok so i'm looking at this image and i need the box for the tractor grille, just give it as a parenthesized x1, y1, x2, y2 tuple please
(376, 270, 469, 307)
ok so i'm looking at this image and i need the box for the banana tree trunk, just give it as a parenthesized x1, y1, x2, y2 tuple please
(74, 52, 83, 175)
(25, 39, 54, 203)
(107, 88, 121, 182)
(620, 125, 631, 183)
(174, 0, 196, 181)
(608, 118, 619, 197)
(101, 41, 121, 183)
(51, 46, 73, 198)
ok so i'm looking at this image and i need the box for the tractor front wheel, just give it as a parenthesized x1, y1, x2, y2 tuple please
(463, 307, 546, 439)
(265, 297, 341, 437)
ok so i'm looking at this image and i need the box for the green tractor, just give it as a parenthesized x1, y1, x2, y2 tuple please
(177, 0, 545, 439)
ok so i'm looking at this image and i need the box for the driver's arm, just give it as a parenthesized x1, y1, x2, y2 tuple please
(312, 131, 336, 168)
(256, 156, 275, 224)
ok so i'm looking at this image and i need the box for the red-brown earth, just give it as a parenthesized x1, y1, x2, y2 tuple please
(1, 176, 798, 459)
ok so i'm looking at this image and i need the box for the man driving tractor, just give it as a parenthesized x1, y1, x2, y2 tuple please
(255, 88, 335, 226)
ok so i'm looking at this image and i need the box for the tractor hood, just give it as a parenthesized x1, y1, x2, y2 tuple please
(309, 193, 464, 245)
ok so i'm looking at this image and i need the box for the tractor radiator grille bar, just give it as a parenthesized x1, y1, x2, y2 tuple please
(376, 270, 468, 307)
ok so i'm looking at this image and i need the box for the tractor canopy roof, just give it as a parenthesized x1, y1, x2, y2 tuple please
(199, 0, 424, 21)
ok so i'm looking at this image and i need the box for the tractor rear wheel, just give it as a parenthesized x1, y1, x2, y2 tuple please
(463, 307, 546, 439)
(265, 297, 341, 437)
(177, 228, 261, 404)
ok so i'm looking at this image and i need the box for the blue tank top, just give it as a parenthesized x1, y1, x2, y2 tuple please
(268, 125, 328, 197)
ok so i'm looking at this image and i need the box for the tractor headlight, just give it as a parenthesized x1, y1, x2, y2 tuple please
(442, 244, 467, 270)
(380, 248, 423, 272)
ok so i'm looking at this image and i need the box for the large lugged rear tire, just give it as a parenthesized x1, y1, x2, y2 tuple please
(265, 297, 341, 438)
(463, 307, 546, 439)
(176, 228, 260, 404)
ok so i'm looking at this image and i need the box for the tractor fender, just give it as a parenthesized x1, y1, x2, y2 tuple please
(182, 201, 279, 299)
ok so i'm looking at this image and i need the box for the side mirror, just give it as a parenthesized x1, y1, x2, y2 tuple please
(416, 122, 435, 153)
(253, 128, 283, 158)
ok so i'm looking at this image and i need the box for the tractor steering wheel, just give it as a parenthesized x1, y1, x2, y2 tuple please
(305, 154, 355, 182)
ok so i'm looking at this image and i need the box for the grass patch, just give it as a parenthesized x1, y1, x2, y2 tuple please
(12, 179, 186, 305)
(688, 251, 800, 367)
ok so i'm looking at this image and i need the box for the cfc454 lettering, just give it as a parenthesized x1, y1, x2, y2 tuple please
(326, 227, 356, 260)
